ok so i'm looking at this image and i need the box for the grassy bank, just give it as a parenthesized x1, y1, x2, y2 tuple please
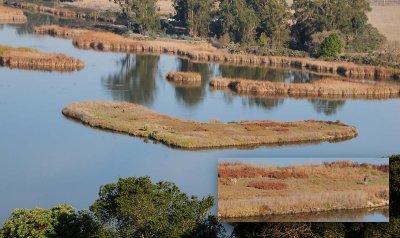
(0, 5, 27, 23)
(218, 161, 389, 219)
(62, 101, 357, 149)
(210, 77, 400, 99)
(34, 25, 399, 80)
(0, 45, 84, 71)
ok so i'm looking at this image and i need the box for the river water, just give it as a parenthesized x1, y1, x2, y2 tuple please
(0, 14, 398, 222)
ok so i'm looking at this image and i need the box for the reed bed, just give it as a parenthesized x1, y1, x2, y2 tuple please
(210, 77, 400, 98)
(218, 161, 389, 218)
(0, 45, 84, 71)
(35, 25, 399, 79)
(166, 71, 202, 83)
(62, 101, 357, 149)
(0, 6, 27, 23)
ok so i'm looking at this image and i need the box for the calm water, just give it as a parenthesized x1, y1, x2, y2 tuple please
(0, 15, 399, 222)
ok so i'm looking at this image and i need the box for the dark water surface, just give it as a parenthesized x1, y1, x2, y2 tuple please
(0, 16, 399, 222)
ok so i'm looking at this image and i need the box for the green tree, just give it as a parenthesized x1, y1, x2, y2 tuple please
(173, 0, 214, 37)
(218, 0, 259, 44)
(248, 0, 292, 49)
(90, 176, 215, 238)
(0, 205, 100, 238)
(113, 0, 160, 34)
(292, 0, 373, 49)
(318, 33, 343, 58)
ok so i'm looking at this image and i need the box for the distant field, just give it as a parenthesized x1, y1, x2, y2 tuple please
(368, 6, 400, 42)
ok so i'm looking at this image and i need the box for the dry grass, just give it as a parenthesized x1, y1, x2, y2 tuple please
(368, 6, 400, 42)
(210, 77, 400, 99)
(218, 161, 389, 218)
(62, 101, 357, 149)
(166, 71, 202, 87)
(0, 45, 84, 71)
(35, 25, 399, 79)
(62, 0, 120, 13)
(0, 5, 27, 23)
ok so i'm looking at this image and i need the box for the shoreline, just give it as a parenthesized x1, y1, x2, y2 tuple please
(33, 25, 399, 80)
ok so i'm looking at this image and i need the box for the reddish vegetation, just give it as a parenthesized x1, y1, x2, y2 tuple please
(247, 181, 288, 190)
(34, 25, 399, 79)
(210, 77, 400, 98)
(323, 161, 389, 173)
(218, 162, 309, 179)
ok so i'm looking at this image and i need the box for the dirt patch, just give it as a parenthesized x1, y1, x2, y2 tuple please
(62, 101, 357, 149)
(34, 25, 399, 80)
(368, 6, 400, 42)
(210, 77, 400, 99)
(0, 5, 27, 24)
(0, 45, 84, 71)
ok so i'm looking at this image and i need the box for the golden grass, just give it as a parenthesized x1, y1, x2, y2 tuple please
(218, 161, 389, 218)
(0, 5, 27, 23)
(368, 6, 400, 42)
(166, 71, 202, 87)
(62, 101, 357, 149)
(209, 77, 400, 98)
(0, 45, 84, 71)
(35, 25, 399, 79)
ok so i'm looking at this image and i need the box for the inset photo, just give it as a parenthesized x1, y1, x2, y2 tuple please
(218, 158, 389, 222)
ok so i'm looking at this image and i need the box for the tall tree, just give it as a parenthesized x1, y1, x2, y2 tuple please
(114, 0, 160, 34)
(90, 176, 215, 238)
(250, 0, 292, 49)
(174, 0, 214, 37)
(219, 0, 259, 44)
(292, 0, 371, 48)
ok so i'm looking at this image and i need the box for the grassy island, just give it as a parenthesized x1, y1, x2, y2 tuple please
(62, 101, 357, 149)
(0, 45, 84, 71)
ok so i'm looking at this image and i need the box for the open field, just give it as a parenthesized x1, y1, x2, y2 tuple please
(218, 161, 389, 219)
(34, 25, 399, 79)
(368, 6, 400, 42)
(210, 77, 400, 99)
(62, 101, 357, 149)
(0, 45, 84, 71)
(0, 5, 27, 23)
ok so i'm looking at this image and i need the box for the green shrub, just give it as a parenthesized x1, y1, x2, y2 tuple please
(318, 33, 344, 59)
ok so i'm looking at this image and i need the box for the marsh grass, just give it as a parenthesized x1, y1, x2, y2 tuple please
(218, 161, 389, 218)
(62, 101, 357, 149)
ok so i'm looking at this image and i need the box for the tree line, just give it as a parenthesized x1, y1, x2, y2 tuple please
(113, 0, 385, 59)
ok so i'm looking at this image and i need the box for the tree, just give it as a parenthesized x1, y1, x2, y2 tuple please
(318, 33, 343, 58)
(218, 0, 259, 44)
(248, 0, 292, 49)
(0, 205, 100, 238)
(113, 0, 160, 34)
(173, 0, 214, 37)
(292, 0, 373, 49)
(89, 176, 215, 238)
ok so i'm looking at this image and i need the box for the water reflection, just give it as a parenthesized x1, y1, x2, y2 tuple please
(102, 54, 160, 106)
(309, 99, 346, 116)
(223, 207, 389, 222)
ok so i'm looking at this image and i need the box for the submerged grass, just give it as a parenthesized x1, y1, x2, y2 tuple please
(218, 161, 389, 218)
(62, 101, 357, 149)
